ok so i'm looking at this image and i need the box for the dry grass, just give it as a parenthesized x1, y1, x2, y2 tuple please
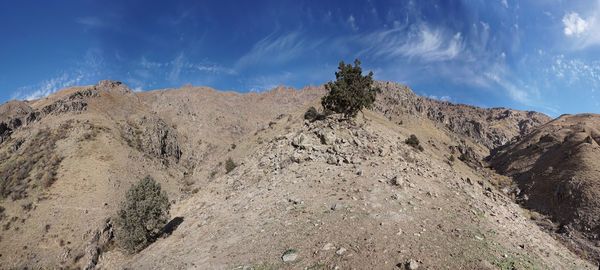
(0, 124, 69, 200)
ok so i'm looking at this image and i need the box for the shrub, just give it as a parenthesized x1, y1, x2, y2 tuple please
(304, 106, 319, 121)
(225, 158, 237, 174)
(304, 106, 330, 122)
(405, 134, 423, 151)
(115, 176, 170, 253)
(321, 59, 381, 118)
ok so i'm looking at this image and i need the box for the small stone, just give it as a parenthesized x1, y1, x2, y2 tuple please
(336, 247, 347, 255)
(290, 152, 303, 163)
(405, 259, 419, 270)
(282, 249, 298, 262)
(331, 203, 341, 211)
(322, 243, 335, 251)
(391, 176, 404, 186)
(327, 155, 338, 165)
(291, 134, 306, 149)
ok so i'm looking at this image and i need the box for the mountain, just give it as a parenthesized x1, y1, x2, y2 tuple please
(0, 80, 593, 269)
(489, 113, 600, 261)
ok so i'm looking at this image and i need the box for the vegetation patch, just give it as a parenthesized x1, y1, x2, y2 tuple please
(0, 125, 69, 200)
(321, 59, 380, 118)
(225, 157, 237, 174)
(405, 134, 424, 151)
(115, 176, 171, 253)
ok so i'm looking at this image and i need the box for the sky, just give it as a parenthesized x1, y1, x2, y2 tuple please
(1, 0, 600, 116)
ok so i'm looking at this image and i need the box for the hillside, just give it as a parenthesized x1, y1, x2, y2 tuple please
(488, 113, 600, 261)
(0, 80, 593, 269)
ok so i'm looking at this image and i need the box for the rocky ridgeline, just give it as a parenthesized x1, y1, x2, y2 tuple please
(0, 80, 136, 145)
(0, 87, 102, 144)
(373, 81, 551, 150)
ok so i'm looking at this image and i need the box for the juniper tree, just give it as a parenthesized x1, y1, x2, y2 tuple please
(115, 176, 170, 253)
(321, 59, 380, 118)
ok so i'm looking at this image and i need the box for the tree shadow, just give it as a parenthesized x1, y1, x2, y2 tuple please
(162, 216, 184, 236)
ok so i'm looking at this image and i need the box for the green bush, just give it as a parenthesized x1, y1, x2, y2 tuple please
(405, 134, 423, 151)
(321, 59, 380, 118)
(225, 158, 237, 174)
(115, 176, 170, 253)
(304, 106, 319, 121)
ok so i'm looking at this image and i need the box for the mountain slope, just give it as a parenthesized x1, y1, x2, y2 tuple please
(0, 81, 322, 269)
(489, 113, 600, 260)
(0, 80, 590, 269)
(102, 110, 589, 269)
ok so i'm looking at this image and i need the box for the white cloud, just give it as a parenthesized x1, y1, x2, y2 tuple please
(550, 54, 600, 88)
(561, 5, 600, 49)
(347, 15, 358, 31)
(135, 53, 236, 85)
(484, 69, 530, 103)
(168, 53, 185, 82)
(11, 48, 104, 100)
(236, 32, 322, 68)
(364, 24, 463, 62)
(563, 12, 589, 36)
(13, 72, 85, 101)
(501, 0, 508, 8)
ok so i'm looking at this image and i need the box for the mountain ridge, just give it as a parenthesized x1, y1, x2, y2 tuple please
(0, 80, 592, 269)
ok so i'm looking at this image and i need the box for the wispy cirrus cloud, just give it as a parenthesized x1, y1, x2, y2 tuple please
(236, 32, 324, 69)
(130, 53, 236, 90)
(361, 24, 464, 62)
(11, 49, 106, 100)
(12, 72, 85, 100)
(347, 15, 358, 31)
(76, 16, 109, 29)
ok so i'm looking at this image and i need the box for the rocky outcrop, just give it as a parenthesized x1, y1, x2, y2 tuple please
(121, 116, 182, 163)
(449, 140, 483, 168)
(373, 81, 551, 150)
(95, 80, 132, 95)
(83, 219, 114, 270)
(40, 88, 99, 116)
(0, 101, 34, 144)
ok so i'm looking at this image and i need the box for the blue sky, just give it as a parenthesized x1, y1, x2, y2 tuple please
(1, 0, 600, 116)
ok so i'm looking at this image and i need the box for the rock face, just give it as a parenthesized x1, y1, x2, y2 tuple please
(488, 113, 600, 259)
(374, 81, 550, 150)
(0, 101, 34, 144)
(121, 116, 182, 163)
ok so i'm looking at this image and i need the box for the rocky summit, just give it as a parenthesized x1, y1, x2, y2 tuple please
(0, 80, 597, 269)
